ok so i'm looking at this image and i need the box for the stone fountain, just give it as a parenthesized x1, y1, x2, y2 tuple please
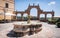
(13, 15, 42, 36)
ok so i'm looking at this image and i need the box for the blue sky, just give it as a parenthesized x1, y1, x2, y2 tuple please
(15, 0, 60, 17)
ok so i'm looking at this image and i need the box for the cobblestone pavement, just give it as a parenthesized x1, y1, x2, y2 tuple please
(0, 21, 60, 38)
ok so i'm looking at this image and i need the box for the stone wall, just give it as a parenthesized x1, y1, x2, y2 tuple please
(0, 0, 14, 20)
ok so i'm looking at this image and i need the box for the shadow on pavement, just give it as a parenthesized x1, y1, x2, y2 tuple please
(7, 30, 24, 37)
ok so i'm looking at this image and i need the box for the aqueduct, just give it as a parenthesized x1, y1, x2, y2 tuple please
(14, 4, 54, 21)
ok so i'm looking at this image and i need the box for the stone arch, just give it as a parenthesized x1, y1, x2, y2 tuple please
(23, 13, 28, 17)
(47, 14, 52, 18)
(25, 4, 42, 20)
(16, 13, 21, 21)
(40, 14, 45, 19)
(39, 14, 47, 21)
(14, 4, 54, 21)
(30, 8, 37, 16)
(16, 13, 21, 17)
(47, 14, 52, 20)
(23, 13, 28, 21)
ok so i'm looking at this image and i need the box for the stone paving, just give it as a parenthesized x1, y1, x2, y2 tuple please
(0, 21, 60, 38)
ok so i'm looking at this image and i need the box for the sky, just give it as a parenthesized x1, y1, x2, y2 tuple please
(15, 0, 60, 17)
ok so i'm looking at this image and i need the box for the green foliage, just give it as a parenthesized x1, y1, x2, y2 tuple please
(56, 22, 60, 28)
(56, 18, 60, 28)
(31, 16, 38, 20)
(56, 18, 60, 22)
(48, 17, 60, 24)
(40, 17, 45, 20)
(48, 18, 58, 24)
(24, 17, 28, 21)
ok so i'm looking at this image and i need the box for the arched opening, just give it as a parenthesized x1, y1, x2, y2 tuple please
(47, 14, 52, 20)
(30, 8, 37, 20)
(23, 13, 28, 21)
(40, 14, 45, 21)
(23, 13, 28, 17)
(16, 13, 21, 20)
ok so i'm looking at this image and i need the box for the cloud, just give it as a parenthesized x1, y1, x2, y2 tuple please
(48, 1, 56, 5)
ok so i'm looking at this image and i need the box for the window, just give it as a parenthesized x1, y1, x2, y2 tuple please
(5, 3, 9, 8)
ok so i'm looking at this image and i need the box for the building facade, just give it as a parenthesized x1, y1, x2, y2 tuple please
(0, 0, 15, 20)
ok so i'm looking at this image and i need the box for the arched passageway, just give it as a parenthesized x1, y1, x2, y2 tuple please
(23, 13, 28, 21)
(30, 8, 38, 20)
(30, 8, 37, 17)
(47, 14, 52, 20)
(40, 14, 45, 20)
(16, 13, 21, 21)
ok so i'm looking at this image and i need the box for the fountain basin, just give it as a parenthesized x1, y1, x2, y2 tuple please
(13, 21, 42, 35)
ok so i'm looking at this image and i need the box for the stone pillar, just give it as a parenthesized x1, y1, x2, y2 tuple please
(21, 14, 23, 21)
(16, 13, 17, 20)
(14, 12, 17, 20)
(52, 14, 54, 20)
(45, 14, 47, 21)
(37, 13, 40, 20)
(28, 12, 30, 15)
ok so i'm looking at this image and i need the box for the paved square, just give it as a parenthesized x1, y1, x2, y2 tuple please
(0, 21, 60, 38)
